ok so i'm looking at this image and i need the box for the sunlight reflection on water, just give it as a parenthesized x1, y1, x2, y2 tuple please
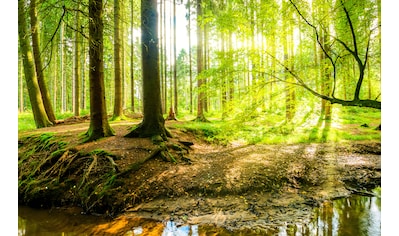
(19, 190, 380, 236)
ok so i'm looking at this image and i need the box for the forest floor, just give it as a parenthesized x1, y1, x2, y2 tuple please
(18, 117, 381, 234)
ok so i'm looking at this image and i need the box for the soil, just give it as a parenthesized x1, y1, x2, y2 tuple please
(18, 118, 381, 233)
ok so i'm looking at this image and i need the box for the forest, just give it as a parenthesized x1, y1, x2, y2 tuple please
(18, 0, 381, 234)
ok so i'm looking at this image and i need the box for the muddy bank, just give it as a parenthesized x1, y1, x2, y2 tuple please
(18, 123, 380, 232)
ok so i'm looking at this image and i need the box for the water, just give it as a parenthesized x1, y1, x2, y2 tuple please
(18, 192, 380, 236)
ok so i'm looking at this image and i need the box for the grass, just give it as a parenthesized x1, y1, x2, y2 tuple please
(18, 113, 37, 131)
(19, 106, 381, 145)
(18, 111, 90, 132)
(174, 105, 381, 145)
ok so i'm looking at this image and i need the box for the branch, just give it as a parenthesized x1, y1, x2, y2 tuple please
(265, 51, 380, 110)
(288, 0, 337, 99)
(41, 6, 66, 71)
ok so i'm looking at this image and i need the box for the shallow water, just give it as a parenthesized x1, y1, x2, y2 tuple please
(19, 192, 380, 236)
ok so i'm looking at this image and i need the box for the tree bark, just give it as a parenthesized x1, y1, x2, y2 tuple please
(18, 0, 52, 128)
(85, 0, 115, 142)
(130, 0, 135, 112)
(113, 0, 124, 119)
(194, 0, 208, 122)
(187, 0, 193, 114)
(125, 0, 170, 140)
(29, 0, 56, 123)
(173, 0, 178, 116)
(74, 0, 81, 116)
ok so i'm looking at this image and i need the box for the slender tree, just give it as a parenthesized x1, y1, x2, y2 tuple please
(18, 0, 52, 128)
(74, 0, 81, 116)
(29, 0, 56, 123)
(167, 0, 178, 120)
(194, 0, 208, 122)
(113, 0, 124, 119)
(187, 0, 193, 114)
(84, 0, 115, 142)
(130, 0, 135, 112)
(125, 0, 171, 140)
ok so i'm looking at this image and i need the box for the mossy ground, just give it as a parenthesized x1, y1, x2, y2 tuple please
(18, 116, 380, 232)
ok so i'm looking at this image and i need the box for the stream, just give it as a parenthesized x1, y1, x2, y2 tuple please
(18, 191, 380, 236)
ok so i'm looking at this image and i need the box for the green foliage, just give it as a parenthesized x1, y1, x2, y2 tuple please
(175, 106, 380, 145)
(18, 113, 37, 131)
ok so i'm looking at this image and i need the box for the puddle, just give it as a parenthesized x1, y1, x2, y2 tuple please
(19, 190, 380, 235)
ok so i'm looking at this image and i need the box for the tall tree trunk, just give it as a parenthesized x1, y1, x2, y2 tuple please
(159, 0, 165, 113)
(283, 1, 295, 122)
(166, 0, 177, 120)
(130, 0, 135, 112)
(125, 0, 170, 140)
(163, 0, 168, 114)
(81, 31, 86, 110)
(121, 2, 126, 110)
(167, 0, 178, 120)
(74, 0, 81, 116)
(187, 0, 193, 114)
(18, 0, 52, 128)
(19, 56, 24, 113)
(53, 38, 58, 112)
(194, 0, 208, 121)
(203, 23, 209, 113)
(320, 30, 332, 120)
(85, 0, 115, 142)
(29, 0, 56, 123)
(173, 0, 178, 116)
(113, 0, 124, 119)
(60, 20, 66, 113)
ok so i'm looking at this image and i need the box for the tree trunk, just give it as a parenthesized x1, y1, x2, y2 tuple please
(173, 0, 178, 116)
(187, 0, 193, 114)
(74, 0, 81, 116)
(121, 2, 126, 110)
(194, 0, 208, 122)
(85, 0, 115, 142)
(60, 20, 66, 113)
(19, 56, 24, 113)
(163, 0, 168, 114)
(29, 0, 56, 123)
(167, 0, 178, 120)
(113, 0, 124, 119)
(18, 58, 24, 113)
(18, 0, 52, 128)
(81, 30, 86, 110)
(130, 0, 135, 112)
(125, 0, 170, 140)
(159, 0, 165, 114)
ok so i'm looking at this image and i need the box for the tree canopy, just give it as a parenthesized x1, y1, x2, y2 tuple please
(18, 0, 380, 131)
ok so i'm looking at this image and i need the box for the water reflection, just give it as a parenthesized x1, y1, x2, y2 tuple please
(19, 191, 381, 236)
(308, 193, 381, 236)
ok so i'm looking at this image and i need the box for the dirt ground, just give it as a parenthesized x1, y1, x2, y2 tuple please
(18, 118, 381, 233)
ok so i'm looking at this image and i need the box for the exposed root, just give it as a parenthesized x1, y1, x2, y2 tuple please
(79, 154, 98, 190)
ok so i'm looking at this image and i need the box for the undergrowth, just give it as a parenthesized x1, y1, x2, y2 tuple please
(18, 133, 123, 214)
(173, 106, 380, 145)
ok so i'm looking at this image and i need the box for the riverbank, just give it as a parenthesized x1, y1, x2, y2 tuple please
(18, 120, 381, 233)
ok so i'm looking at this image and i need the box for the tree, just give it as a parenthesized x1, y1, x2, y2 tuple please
(84, 0, 115, 142)
(74, 0, 82, 116)
(166, 0, 178, 120)
(193, 0, 209, 122)
(18, 0, 52, 128)
(130, 0, 136, 113)
(125, 0, 171, 140)
(286, 0, 380, 110)
(29, 0, 56, 123)
(186, 0, 194, 114)
(113, 0, 124, 119)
